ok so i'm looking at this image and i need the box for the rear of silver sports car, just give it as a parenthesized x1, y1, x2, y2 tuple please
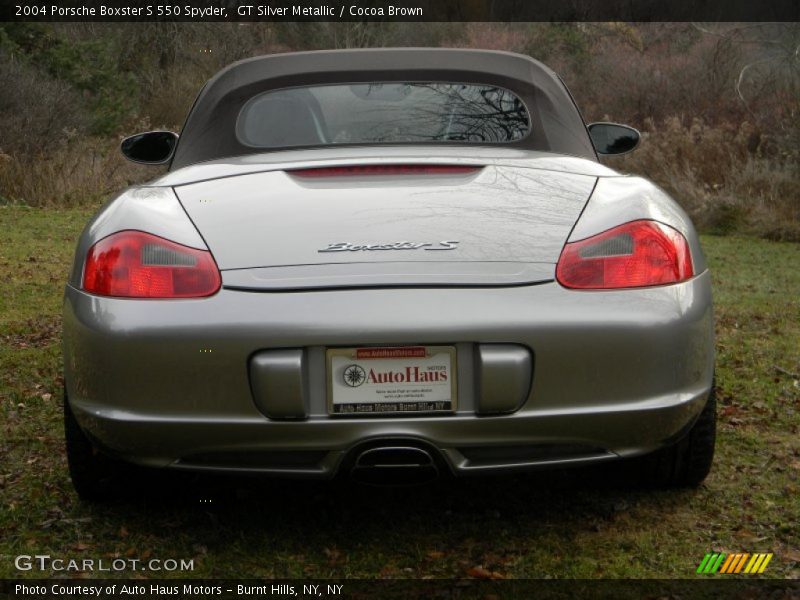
(62, 152, 715, 489)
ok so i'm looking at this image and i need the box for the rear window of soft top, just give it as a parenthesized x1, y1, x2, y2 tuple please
(236, 82, 531, 149)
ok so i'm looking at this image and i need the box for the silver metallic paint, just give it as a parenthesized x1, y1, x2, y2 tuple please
(153, 146, 618, 188)
(63, 269, 713, 475)
(221, 261, 557, 291)
(172, 165, 596, 278)
(250, 349, 309, 419)
(476, 345, 533, 415)
(64, 148, 714, 478)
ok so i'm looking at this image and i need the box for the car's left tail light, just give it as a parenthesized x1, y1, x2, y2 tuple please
(82, 230, 221, 298)
(556, 219, 693, 290)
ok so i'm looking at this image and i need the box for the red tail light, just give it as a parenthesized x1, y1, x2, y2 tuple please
(289, 165, 480, 178)
(82, 231, 221, 298)
(556, 220, 693, 289)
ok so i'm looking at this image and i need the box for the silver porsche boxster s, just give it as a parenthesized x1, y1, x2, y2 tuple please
(62, 49, 715, 499)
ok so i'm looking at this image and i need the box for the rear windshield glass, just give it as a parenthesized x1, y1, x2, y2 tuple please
(236, 83, 530, 149)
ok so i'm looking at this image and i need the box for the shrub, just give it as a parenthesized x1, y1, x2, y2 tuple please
(0, 23, 138, 135)
(0, 52, 89, 155)
(0, 133, 156, 208)
(0, 23, 796, 241)
(608, 118, 800, 241)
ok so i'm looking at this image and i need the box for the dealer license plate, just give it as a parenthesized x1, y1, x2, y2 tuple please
(327, 345, 457, 415)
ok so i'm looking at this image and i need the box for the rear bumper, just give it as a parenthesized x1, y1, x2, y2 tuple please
(63, 271, 714, 477)
(70, 389, 709, 477)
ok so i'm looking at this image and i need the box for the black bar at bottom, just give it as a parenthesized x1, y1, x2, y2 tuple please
(2, 579, 799, 600)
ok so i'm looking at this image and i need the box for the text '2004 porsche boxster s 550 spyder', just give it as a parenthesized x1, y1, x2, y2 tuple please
(63, 49, 715, 500)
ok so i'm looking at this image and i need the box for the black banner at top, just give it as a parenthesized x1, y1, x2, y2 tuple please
(3, 0, 800, 22)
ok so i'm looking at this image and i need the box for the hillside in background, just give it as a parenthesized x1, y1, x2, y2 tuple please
(0, 22, 798, 239)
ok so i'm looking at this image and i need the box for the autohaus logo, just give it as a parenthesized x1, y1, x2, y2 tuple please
(343, 364, 367, 387)
(343, 363, 449, 387)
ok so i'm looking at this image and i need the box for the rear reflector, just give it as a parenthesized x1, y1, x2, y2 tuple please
(288, 165, 480, 178)
(556, 220, 693, 289)
(83, 231, 221, 298)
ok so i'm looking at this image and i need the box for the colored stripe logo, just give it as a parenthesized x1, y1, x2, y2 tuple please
(697, 552, 773, 574)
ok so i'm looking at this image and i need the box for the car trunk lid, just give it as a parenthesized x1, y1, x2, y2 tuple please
(173, 163, 596, 290)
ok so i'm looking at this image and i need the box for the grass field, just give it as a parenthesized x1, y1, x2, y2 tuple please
(1, 205, 798, 579)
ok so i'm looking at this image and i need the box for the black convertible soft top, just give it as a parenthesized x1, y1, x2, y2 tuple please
(170, 48, 597, 170)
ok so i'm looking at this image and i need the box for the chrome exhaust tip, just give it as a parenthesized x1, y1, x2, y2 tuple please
(351, 446, 439, 486)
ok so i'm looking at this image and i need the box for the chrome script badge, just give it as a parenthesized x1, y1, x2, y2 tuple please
(318, 241, 459, 252)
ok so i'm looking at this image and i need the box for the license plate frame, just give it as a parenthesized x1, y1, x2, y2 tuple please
(326, 345, 458, 415)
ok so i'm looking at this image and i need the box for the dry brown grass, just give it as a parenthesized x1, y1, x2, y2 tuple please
(2, 23, 796, 240)
(609, 118, 800, 241)
(0, 133, 158, 208)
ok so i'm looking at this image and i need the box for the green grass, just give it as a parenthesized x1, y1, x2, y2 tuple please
(1, 206, 799, 579)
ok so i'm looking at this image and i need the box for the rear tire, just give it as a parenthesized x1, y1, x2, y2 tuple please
(64, 388, 127, 501)
(627, 383, 716, 488)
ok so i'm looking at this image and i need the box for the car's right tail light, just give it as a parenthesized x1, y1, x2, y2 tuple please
(82, 230, 221, 298)
(556, 220, 693, 289)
